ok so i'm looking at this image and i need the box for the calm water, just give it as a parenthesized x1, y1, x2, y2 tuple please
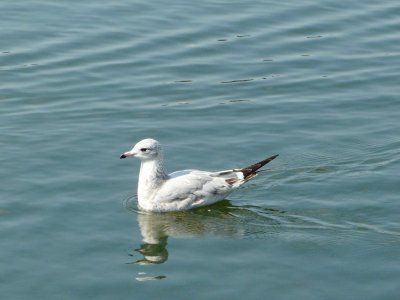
(1, 0, 400, 299)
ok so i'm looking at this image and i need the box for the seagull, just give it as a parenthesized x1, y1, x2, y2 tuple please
(120, 138, 278, 212)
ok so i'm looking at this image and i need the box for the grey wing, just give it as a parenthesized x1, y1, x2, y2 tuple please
(157, 170, 236, 206)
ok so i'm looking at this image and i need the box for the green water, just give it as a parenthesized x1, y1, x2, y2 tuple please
(1, 1, 400, 299)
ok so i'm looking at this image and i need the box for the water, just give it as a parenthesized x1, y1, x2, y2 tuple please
(1, 0, 400, 299)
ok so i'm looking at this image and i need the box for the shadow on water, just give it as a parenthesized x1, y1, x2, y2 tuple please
(124, 193, 400, 265)
(123, 198, 285, 267)
(122, 192, 400, 281)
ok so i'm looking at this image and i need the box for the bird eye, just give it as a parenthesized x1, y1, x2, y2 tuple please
(140, 148, 148, 152)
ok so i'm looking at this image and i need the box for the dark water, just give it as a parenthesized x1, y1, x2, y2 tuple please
(1, 0, 400, 299)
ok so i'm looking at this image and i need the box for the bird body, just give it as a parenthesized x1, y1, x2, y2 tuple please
(120, 138, 278, 212)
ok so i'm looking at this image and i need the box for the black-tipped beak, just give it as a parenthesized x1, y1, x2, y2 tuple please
(120, 150, 135, 159)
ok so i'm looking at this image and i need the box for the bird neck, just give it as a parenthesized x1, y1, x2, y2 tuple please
(137, 157, 168, 204)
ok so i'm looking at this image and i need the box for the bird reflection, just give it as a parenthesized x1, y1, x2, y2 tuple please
(135, 238, 168, 265)
(131, 200, 284, 265)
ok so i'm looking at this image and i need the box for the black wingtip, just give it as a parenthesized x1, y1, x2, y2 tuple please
(253, 154, 279, 168)
(241, 154, 279, 179)
(270, 154, 279, 160)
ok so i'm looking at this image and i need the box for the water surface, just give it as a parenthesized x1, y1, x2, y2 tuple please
(1, 0, 400, 299)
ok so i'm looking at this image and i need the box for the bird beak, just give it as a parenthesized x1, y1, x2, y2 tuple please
(120, 150, 135, 159)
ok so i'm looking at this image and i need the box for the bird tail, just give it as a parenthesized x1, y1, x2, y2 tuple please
(240, 154, 279, 181)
